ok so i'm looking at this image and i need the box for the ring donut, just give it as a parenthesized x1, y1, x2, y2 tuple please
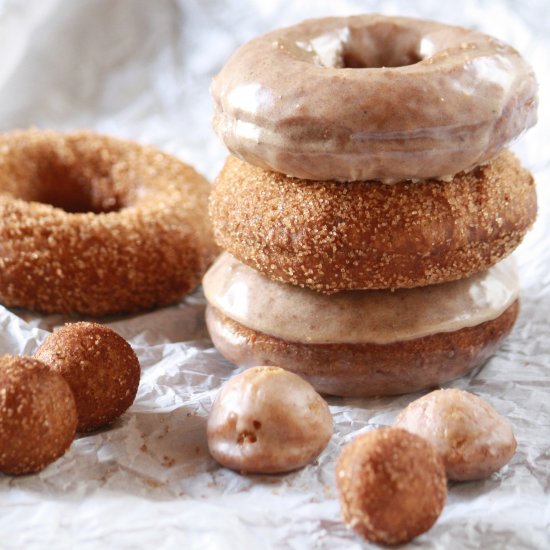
(0, 130, 217, 316)
(209, 151, 536, 292)
(212, 15, 537, 182)
(203, 253, 519, 397)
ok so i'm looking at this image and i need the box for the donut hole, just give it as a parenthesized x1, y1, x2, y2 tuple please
(308, 23, 423, 69)
(31, 158, 128, 214)
(343, 23, 423, 68)
(342, 48, 422, 68)
(0, 142, 131, 213)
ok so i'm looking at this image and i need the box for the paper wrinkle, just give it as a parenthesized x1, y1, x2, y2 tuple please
(0, 0, 549, 549)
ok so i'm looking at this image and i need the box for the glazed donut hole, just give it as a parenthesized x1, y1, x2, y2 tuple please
(35, 322, 141, 433)
(336, 427, 447, 545)
(207, 367, 333, 474)
(0, 355, 77, 475)
(0, 137, 133, 213)
(394, 389, 517, 481)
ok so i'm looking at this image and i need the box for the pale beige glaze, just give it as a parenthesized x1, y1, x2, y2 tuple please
(394, 389, 517, 481)
(203, 253, 518, 345)
(212, 15, 537, 182)
(206, 302, 518, 397)
(207, 367, 333, 474)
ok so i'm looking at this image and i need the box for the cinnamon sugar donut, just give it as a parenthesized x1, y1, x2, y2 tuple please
(212, 15, 537, 182)
(209, 151, 536, 292)
(204, 253, 519, 397)
(0, 130, 217, 316)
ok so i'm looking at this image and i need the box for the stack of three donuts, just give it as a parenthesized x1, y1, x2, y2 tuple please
(203, 15, 538, 396)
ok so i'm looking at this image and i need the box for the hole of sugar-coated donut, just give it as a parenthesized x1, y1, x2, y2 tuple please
(2, 144, 129, 213)
(33, 159, 125, 213)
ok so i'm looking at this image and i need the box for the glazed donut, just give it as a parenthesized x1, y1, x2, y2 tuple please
(212, 15, 537, 182)
(203, 253, 519, 396)
(209, 151, 536, 292)
(0, 130, 217, 316)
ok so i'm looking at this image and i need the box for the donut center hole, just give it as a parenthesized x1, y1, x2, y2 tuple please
(344, 23, 424, 68)
(341, 48, 422, 68)
(7, 150, 131, 214)
(309, 23, 424, 69)
(34, 162, 125, 214)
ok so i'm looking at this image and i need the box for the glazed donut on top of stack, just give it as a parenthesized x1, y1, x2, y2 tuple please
(204, 15, 538, 396)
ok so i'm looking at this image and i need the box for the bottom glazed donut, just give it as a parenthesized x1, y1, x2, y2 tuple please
(203, 253, 520, 397)
(205, 303, 518, 397)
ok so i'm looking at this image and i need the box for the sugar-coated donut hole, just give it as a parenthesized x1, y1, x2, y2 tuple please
(35, 322, 141, 433)
(336, 427, 447, 545)
(0, 355, 77, 475)
(0, 139, 132, 213)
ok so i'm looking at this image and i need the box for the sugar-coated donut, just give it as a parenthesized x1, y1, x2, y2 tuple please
(207, 366, 332, 473)
(395, 389, 517, 481)
(0, 130, 217, 316)
(336, 427, 447, 545)
(35, 322, 140, 432)
(212, 15, 537, 182)
(0, 355, 77, 475)
(210, 151, 536, 292)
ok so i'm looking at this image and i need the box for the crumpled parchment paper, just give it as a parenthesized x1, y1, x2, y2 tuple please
(0, 1, 548, 548)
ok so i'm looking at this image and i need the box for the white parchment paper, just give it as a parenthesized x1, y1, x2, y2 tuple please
(0, 1, 548, 548)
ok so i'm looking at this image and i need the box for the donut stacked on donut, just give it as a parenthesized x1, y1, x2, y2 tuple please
(204, 15, 537, 396)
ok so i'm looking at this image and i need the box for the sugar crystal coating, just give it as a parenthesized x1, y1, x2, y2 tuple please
(336, 427, 447, 545)
(0, 129, 217, 316)
(0, 355, 77, 475)
(35, 322, 140, 432)
(210, 151, 536, 291)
